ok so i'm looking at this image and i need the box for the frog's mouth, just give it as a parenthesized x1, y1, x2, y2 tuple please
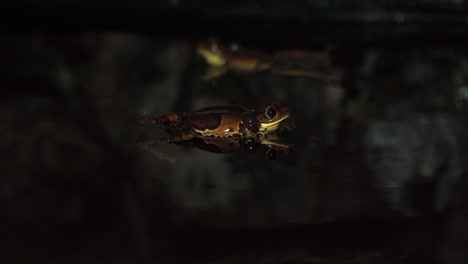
(259, 115, 289, 132)
(198, 48, 226, 67)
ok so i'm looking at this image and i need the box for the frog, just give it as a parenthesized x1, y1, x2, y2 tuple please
(197, 38, 271, 80)
(137, 102, 290, 143)
(197, 38, 334, 81)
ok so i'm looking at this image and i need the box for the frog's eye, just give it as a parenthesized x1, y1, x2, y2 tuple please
(265, 106, 277, 120)
(207, 39, 219, 52)
(209, 43, 217, 51)
(243, 138, 259, 153)
(265, 148, 277, 160)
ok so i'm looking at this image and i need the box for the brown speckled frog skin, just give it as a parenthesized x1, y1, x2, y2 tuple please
(138, 102, 289, 143)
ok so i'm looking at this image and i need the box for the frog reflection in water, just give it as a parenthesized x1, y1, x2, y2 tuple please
(175, 135, 293, 160)
(138, 102, 295, 159)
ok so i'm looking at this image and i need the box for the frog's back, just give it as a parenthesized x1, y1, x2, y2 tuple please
(187, 111, 247, 138)
(193, 105, 253, 115)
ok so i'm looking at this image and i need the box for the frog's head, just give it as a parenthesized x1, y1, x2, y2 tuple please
(257, 102, 290, 133)
(243, 102, 290, 134)
(197, 38, 226, 67)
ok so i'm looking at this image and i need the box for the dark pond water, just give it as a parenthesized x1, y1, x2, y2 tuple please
(0, 34, 467, 263)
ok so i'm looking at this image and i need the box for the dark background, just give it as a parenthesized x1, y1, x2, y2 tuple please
(1, 1, 467, 263)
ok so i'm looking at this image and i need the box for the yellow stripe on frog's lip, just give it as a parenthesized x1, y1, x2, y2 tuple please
(259, 115, 289, 130)
(198, 49, 226, 67)
(263, 115, 289, 125)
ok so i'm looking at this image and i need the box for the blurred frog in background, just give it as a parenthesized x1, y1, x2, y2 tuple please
(197, 38, 333, 81)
